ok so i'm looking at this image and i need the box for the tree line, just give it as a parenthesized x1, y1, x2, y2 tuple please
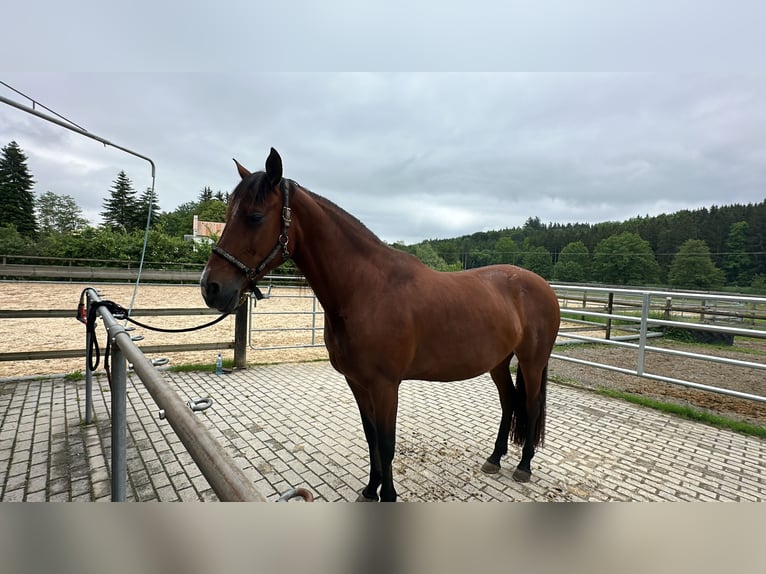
(394, 202, 766, 292)
(0, 140, 229, 267)
(1, 140, 764, 291)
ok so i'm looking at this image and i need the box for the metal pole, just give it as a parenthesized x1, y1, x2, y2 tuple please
(234, 297, 248, 370)
(109, 324, 128, 502)
(311, 294, 317, 346)
(87, 289, 265, 501)
(84, 297, 94, 425)
(637, 292, 650, 376)
(605, 292, 614, 341)
(0, 94, 155, 176)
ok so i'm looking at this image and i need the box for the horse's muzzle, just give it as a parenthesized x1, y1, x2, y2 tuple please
(200, 269, 242, 314)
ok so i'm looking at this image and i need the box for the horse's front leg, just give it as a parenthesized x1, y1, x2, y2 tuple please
(348, 379, 382, 501)
(348, 378, 400, 502)
(371, 381, 400, 502)
(358, 411, 383, 501)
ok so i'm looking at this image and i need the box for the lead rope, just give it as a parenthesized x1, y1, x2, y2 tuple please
(77, 289, 230, 373)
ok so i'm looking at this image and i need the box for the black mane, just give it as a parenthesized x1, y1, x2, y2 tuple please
(231, 172, 386, 248)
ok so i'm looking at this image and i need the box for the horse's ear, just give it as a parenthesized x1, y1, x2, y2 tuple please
(265, 147, 283, 186)
(233, 159, 251, 180)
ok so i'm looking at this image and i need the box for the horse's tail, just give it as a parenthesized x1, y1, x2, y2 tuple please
(510, 364, 547, 448)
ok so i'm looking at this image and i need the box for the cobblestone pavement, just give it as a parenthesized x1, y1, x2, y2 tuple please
(1, 362, 765, 502)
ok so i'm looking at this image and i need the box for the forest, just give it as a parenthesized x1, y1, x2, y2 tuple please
(395, 201, 766, 292)
(1, 140, 765, 292)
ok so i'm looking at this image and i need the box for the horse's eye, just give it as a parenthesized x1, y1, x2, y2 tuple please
(246, 213, 264, 227)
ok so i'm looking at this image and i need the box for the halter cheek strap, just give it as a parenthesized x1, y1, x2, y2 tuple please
(212, 179, 292, 300)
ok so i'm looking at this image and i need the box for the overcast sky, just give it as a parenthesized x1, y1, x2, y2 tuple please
(1, 5, 765, 244)
(2, 73, 765, 245)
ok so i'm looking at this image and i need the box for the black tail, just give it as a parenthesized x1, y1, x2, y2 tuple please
(510, 365, 547, 447)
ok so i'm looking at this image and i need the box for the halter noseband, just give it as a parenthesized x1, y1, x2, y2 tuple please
(212, 179, 292, 300)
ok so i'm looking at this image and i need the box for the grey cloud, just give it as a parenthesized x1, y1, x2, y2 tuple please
(2, 73, 765, 244)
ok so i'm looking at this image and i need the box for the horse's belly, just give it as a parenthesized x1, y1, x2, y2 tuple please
(405, 336, 512, 382)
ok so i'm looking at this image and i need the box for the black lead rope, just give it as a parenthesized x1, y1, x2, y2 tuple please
(77, 289, 230, 374)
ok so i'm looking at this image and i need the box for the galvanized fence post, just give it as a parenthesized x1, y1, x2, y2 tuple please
(605, 292, 614, 340)
(311, 294, 318, 346)
(234, 297, 249, 369)
(84, 297, 94, 425)
(109, 323, 128, 502)
(636, 292, 651, 377)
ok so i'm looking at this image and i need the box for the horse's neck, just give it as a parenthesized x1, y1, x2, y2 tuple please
(290, 188, 389, 313)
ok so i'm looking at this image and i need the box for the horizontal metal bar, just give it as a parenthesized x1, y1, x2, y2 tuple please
(249, 343, 325, 351)
(0, 342, 234, 363)
(559, 309, 766, 339)
(0, 94, 155, 176)
(550, 353, 766, 403)
(251, 327, 321, 333)
(0, 307, 221, 319)
(556, 332, 766, 371)
(556, 333, 651, 349)
(552, 283, 766, 305)
(253, 311, 325, 316)
(640, 344, 766, 371)
(645, 318, 766, 339)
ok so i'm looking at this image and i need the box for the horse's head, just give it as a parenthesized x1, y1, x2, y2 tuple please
(200, 147, 291, 313)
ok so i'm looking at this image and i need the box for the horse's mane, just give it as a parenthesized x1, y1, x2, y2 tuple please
(301, 187, 387, 248)
(232, 171, 389, 249)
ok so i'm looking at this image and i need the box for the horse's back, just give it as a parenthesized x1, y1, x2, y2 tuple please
(387, 264, 559, 381)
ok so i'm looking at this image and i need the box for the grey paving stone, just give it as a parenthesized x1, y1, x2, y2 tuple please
(1, 363, 765, 502)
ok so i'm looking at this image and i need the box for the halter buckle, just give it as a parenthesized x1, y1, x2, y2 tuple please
(279, 233, 290, 259)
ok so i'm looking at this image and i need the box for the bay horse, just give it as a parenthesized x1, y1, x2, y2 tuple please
(201, 148, 560, 502)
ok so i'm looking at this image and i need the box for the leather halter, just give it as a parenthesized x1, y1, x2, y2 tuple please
(211, 179, 292, 300)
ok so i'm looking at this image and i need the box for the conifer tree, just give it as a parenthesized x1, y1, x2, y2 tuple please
(0, 141, 37, 236)
(101, 171, 139, 231)
(136, 186, 161, 229)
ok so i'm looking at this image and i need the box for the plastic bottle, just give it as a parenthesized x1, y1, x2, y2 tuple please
(215, 353, 223, 375)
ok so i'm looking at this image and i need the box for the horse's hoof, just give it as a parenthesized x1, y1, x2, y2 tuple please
(355, 491, 379, 502)
(481, 460, 501, 474)
(512, 468, 532, 483)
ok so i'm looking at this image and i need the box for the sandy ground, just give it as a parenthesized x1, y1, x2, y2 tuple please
(551, 338, 766, 426)
(0, 281, 327, 379)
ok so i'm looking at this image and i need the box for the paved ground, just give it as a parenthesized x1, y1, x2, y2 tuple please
(1, 361, 765, 502)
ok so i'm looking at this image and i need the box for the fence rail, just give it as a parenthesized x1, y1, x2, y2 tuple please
(83, 288, 267, 501)
(551, 284, 766, 403)
(1, 279, 764, 405)
(243, 281, 766, 404)
(0, 306, 234, 364)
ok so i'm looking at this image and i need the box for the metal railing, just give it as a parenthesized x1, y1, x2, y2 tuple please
(245, 281, 766, 404)
(83, 288, 269, 501)
(551, 284, 766, 403)
(248, 276, 325, 352)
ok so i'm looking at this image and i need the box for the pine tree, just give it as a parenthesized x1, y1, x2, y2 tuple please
(199, 186, 213, 202)
(101, 171, 139, 231)
(0, 141, 37, 236)
(135, 186, 161, 229)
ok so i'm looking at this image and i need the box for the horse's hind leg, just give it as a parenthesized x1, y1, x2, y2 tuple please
(512, 363, 547, 483)
(481, 354, 515, 474)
